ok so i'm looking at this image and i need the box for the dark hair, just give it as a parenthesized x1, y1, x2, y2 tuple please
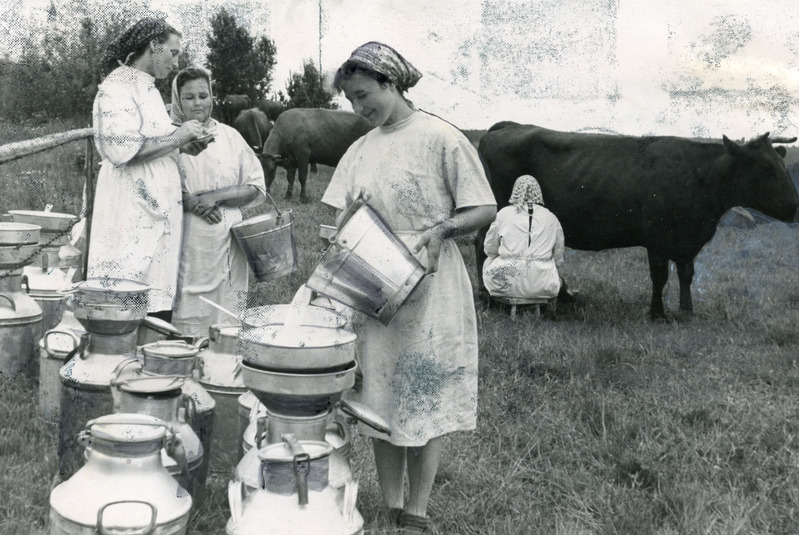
(174, 67, 211, 94)
(332, 60, 390, 92)
(102, 18, 181, 76)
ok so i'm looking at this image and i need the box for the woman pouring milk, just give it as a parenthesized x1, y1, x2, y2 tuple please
(321, 42, 496, 533)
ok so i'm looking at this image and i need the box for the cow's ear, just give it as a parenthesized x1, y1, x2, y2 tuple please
(775, 146, 787, 158)
(723, 135, 744, 157)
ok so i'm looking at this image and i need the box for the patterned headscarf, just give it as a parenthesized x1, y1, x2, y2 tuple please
(346, 41, 422, 92)
(101, 18, 180, 76)
(509, 175, 544, 212)
(170, 67, 216, 128)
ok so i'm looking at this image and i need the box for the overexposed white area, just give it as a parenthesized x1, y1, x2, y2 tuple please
(5, 0, 799, 135)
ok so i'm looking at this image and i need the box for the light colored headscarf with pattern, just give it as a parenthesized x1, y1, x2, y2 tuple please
(509, 175, 545, 212)
(170, 67, 216, 129)
(346, 41, 422, 92)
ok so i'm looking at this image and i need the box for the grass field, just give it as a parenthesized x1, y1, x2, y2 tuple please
(0, 123, 798, 534)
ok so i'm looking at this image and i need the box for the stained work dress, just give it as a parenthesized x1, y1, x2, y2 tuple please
(90, 66, 182, 312)
(321, 111, 496, 447)
(171, 123, 265, 336)
(483, 204, 564, 299)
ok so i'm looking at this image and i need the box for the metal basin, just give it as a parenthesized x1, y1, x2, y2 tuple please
(240, 361, 356, 416)
(237, 325, 356, 372)
(71, 301, 146, 336)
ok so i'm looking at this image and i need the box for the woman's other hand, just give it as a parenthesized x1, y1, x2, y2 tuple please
(202, 206, 222, 224)
(414, 224, 451, 275)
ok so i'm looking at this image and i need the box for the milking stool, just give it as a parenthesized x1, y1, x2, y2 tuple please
(490, 296, 552, 320)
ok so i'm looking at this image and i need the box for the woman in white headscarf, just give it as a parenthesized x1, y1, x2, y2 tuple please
(170, 67, 265, 336)
(483, 174, 565, 299)
(322, 42, 496, 533)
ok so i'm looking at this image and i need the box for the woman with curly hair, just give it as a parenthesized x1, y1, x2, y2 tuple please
(90, 17, 210, 320)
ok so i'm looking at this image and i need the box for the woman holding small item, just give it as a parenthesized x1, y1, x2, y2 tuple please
(90, 17, 211, 320)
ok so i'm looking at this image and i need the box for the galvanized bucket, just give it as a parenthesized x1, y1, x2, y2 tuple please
(230, 193, 297, 283)
(306, 193, 425, 325)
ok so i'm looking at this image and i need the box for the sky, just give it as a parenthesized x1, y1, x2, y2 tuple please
(5, 0, 799, 135)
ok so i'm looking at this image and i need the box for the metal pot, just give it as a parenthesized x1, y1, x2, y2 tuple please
(6, 209, 77, 232)
(0, 222, 40, 245)
(237, 325, 356, 372)
(0, 270, 43, 378)
(68, 278, 150, 309)
(49, 413, 192, 535)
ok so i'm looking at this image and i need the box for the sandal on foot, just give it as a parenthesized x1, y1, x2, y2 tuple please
(399, 511, 431, 533)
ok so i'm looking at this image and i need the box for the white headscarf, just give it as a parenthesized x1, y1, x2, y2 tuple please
(170, 67, 216, 129)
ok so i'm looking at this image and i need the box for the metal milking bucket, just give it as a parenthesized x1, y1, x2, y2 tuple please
(306, 191, 426, 325)
(230, 192, 297, 283)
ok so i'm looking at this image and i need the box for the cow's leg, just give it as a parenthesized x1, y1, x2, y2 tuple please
(310, 163, 318, 174)
(675, 258, 694, 320)
(646, 249, 669, 320)
(297, 154, 311, 204)
(285, 166, 296, 199)
(474, 226, 490, 306)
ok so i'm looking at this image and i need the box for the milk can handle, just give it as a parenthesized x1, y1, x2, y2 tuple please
(255, 416, 267, 449)
(109, 357, 143, 385)
(97, 500, 157, 535)
(43, 330, 81, 356)
(292, 453, 311, 506)
(0, 293, 16, 312)
(21, 275, 31, 294)
(227, 480, 244, 525)
(263, 188, 283, 218)
(180, 394, 197, 427)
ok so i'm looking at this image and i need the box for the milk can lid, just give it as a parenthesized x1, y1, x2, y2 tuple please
(141, 340, 200, 358)
(87, 413, 167, 443)
(118, 376, 184, 395)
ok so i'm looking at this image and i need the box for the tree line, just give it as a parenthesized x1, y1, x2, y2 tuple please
(0, 6, 336, 123)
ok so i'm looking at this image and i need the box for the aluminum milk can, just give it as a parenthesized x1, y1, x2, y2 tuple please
(49, 413, 192, 535)
(227, 434, 363, 535)
(197, 324, 247, 471)
(115, 375, 205, 499)
(138, 340, 215, 500)
(0, 269, 44, 378)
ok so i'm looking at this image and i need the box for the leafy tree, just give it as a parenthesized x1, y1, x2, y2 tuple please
(282, 60, 338, 110)
(205, 8, 276, 100)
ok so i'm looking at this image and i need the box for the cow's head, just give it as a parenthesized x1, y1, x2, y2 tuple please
(257, 152, 285, 189)
(723, 132, 799, 222)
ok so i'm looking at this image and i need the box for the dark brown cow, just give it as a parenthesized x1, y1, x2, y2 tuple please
(232, 108, 272, 153)
(218, 94, 251, 124)
(476, 122, 799, 319)
(260, 108, 373, 203)
(254, 99, 287, 121)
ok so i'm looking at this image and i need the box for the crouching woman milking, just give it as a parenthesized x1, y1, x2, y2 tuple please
(321, 42, 496, 533)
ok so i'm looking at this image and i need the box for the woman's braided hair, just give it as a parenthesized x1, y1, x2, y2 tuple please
(101, 18, 181, 77)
